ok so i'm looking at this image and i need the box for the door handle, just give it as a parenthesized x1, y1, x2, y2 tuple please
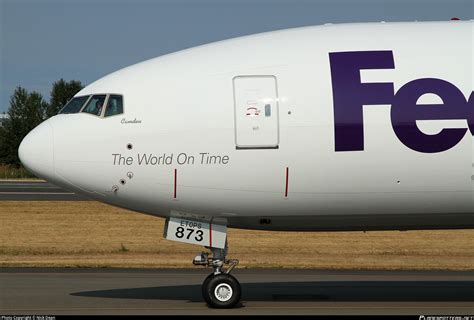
(265, 104, 271, 117)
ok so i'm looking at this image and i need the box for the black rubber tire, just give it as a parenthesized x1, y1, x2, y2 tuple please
(201, 273, 215, 305)
(202, 273, 241, 308)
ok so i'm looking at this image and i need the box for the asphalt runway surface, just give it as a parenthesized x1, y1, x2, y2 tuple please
(0, 180, 88, 201)
(0, 268, 473, 315)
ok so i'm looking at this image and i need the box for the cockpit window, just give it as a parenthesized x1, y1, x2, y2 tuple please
(59, 96, 90, 114)
(81, 94, 107, 116)
(104, 95, 124, 117)
(59, 93, 124, 118)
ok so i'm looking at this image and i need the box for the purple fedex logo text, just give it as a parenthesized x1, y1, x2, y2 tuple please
(329, 51, 474, 153)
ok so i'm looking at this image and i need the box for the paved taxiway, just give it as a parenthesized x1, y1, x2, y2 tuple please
(0, 268, 473, 315)
(0, 181, 88, 200)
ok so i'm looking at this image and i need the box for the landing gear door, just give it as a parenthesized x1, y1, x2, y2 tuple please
(233, 76, 279, 149)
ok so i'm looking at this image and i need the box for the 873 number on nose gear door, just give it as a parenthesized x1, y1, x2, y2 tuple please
(175, 224, 204, 242)
(164, 217, 227, 249)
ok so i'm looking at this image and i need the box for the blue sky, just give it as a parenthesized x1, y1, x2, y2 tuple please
(1, 0, 473, 113)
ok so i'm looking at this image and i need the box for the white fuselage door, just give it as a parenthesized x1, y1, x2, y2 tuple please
(233, 76, 280, 149)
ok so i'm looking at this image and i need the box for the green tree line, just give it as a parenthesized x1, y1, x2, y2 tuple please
(0, 79, 83, 167)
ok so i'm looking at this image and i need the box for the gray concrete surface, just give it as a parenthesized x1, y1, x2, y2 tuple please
(0, 181, 88, 201)
(0, 268, 473, 315)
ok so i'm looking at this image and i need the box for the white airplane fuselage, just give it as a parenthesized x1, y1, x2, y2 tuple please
(19, 21, 474, 231)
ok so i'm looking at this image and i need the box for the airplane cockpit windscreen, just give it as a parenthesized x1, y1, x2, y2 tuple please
(58, 94, 124, 117)
(82, 95, 107, 116)
(58, 96, 90, 114)
(104, 95, 123, 117)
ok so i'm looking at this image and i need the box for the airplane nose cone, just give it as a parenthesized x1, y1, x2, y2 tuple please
(18, 121, 55, 180)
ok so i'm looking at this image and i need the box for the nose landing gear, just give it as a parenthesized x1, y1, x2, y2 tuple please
(193, 245, 241, 308)
(164, 216, 240, 308)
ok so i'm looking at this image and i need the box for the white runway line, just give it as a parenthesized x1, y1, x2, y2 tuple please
(0, 192, 75, 195)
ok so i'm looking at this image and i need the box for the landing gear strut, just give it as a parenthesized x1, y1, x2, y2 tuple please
(193, 243, 241, 308)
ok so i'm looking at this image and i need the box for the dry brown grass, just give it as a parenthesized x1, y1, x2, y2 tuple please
(0, 201, 473, 270)
(0, 165, 36, 179)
